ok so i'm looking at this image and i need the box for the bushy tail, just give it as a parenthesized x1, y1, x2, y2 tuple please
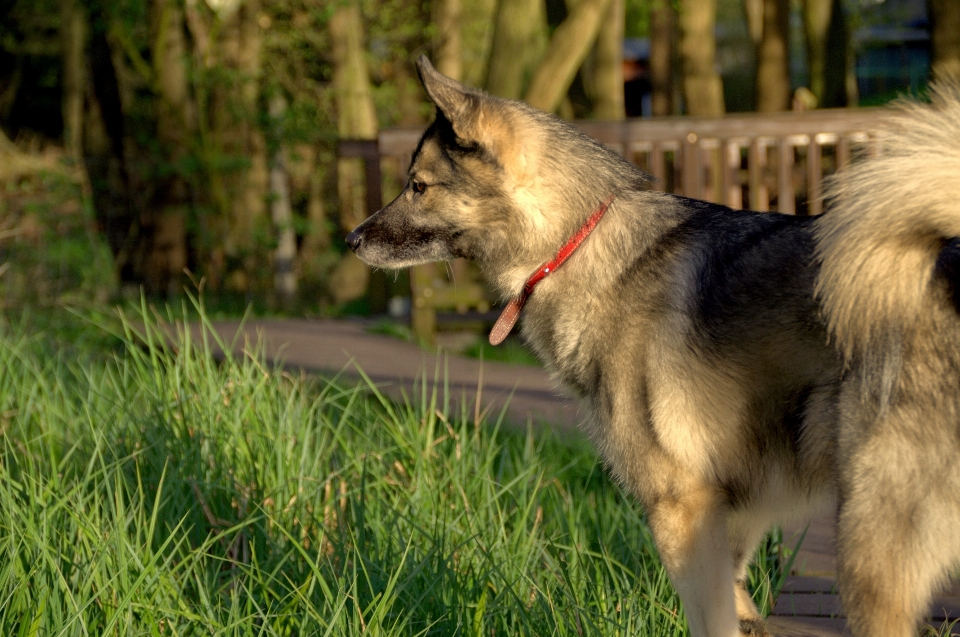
(815, 79, 960, 363)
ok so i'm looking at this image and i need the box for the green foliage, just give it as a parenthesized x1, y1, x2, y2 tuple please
(624, 0, 651, 39)
(0, 163, 116, 309)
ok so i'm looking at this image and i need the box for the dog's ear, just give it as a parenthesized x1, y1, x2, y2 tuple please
(416, 55, 482, 141)
(416, 56, 472, 120)
(417, 55, 531, 179)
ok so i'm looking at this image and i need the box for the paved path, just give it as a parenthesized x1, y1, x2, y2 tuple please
(207, 318, 959, 637)
(209, 318, 582, 432)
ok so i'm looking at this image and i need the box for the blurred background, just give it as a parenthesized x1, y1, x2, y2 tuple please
(0, 0, 957, 324)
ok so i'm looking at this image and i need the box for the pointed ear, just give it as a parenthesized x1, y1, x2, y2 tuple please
(416, 55, 529, 178)
(416, 55, 472, 121)
(416, 55, 486, 144)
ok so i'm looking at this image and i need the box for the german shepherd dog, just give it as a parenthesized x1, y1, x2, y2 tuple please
(347, 56, 960, 637)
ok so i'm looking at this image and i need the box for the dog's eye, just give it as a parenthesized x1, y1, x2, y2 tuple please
(412, 181, 426, 194)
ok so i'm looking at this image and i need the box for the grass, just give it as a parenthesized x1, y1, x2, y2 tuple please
(461, 336, 541, 367)
(0, 297, 797, 636)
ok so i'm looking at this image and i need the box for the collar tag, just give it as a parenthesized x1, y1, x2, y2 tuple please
(489, 296, 524, 346)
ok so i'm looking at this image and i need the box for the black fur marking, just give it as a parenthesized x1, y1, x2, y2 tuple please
(670, 201, 821, 350)
(934, 238, 960, 314)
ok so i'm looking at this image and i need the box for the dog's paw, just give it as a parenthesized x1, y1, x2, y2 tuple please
(738, 618, 771, 636)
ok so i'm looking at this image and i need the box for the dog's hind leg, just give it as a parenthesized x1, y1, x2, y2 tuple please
(647, 487, 743, 637)
(836, 405, 960, 637)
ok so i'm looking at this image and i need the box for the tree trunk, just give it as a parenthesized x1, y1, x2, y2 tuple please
(300, 144, 331, 277)
(678, 0, 725, 116)
(524, 0, 613, 113)
(460, 0, 497, 88)
(146, 0, 191, 296)
(590, 0, 624, 120)
(931, 0, 960, 81)
(433, 0, 462, 81)
(225, 0, 267, 272)
(649, 0, 675, 116)
(744, 0, 763, 46)
(84, 25, 136, 275)
(485, 0, 545, 99)
(268, 95, 297, 308)
(756, 0, 790, 112)
(61, 0, 86, 162)
(803, 0, 831, 106)
(329, 3, 378, 305)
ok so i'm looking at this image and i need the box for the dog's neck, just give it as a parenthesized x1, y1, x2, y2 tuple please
(488, 193, 617, 345)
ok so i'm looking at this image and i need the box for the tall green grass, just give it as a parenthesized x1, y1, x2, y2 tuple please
(0, 300, 786, 636)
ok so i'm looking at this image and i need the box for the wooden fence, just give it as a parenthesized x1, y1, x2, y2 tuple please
(339, 108, 885, 342)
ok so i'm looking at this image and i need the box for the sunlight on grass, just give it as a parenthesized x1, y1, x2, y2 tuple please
(0, 297, 792, 635)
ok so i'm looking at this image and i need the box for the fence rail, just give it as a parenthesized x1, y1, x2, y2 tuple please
(339, 107, 887, 341)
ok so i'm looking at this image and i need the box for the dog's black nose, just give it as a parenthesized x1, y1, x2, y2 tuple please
(346, 230, 362, 252)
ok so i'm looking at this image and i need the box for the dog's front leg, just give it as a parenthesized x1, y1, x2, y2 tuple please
(647, 487, 742, 637)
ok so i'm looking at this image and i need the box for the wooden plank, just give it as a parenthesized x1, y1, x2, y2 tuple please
(774, 592, 843, 617)
(930, 596, 960, 621)
(807, 138, 823, 215)
(836, 137, 851, 171)
(749, 139, 769, 212)
(766, 615, 851, 637)
(651, 142, 666, 191)
(724, 141, 742, 209)
(377, 109, 883, 162)
(781, 577, 837, 594)
(581, 110, 881, 145)
(337, 138, 379, 159)
(683, 133, 701, 199)
(778, 139, 795, 215)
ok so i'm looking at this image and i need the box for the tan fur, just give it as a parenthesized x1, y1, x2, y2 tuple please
(816, 79, 960, 362)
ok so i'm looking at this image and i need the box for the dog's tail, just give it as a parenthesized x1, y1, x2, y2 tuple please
(815, 79, 960, 365)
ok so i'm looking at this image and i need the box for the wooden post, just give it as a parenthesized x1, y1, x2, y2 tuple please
(749, 138, 769, 212)
(683, 132, 701, 199)
(777, 138, 795, 214)
(807, 137, 823, 215)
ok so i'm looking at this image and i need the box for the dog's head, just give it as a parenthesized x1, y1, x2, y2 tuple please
(346, 57, 537, 270)
(346, 56, 641, 293)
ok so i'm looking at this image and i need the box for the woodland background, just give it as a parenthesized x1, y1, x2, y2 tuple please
(0, 0, 958, 316)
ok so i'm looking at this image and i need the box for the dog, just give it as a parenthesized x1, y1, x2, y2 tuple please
(347, 56, 960, 637)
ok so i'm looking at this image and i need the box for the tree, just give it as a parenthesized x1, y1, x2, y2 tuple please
(756, 0, 790, 111)
(677, 0, 724, 116)
(803, 0, 850, 108)
(930, 0, 960, 81)
(433, 0, 462, 81)
(60, 0, 85, 163)
(145, 0, 191, 295)
(485, 0, 547, 99)
(524, 0, 614, 113)
(649, 0, 675, 116)
(268, 94, 297, 307)
(590, 0, 625, 120)
(328, 3, 377, 305)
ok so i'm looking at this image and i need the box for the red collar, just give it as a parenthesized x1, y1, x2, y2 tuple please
(489, 193, 617, 346)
